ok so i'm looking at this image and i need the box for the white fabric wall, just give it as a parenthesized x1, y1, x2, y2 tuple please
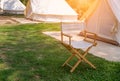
(108, 0, 120, 22)
(3, 0, 25, 11)
(0, 0, 25, 14)
(31, 0, 77, 15)
(83, 0, 120, 44)
(86, 0, 116, 40)
(107, 0, 120, 44)
(0, 0, 4, 9)
(25, 0, 78, 22)
(115, 23, 120, 44)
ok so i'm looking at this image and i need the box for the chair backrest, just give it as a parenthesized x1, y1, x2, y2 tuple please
(60, 21, 97, 46)
(61, 21, 85, 35)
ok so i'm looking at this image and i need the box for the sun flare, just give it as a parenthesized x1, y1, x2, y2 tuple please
(66, 0, 95, 18)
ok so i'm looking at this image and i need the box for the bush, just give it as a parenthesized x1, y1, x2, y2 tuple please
(20, 0, 28, 5)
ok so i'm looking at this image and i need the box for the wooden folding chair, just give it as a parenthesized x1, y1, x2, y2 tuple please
(60, 21, 97, 72)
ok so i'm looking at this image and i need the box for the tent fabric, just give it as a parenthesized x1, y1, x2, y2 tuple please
(85, 0, 116, 39)
(0, 0, 4, 9)
(108, 0, 120, 22)
(25, 0, 78, 22)
(0, 0, 25, 14)
(107, 0, 120, 44)
(116, 24, 120, 44)
(80, 0, 120, 45)
(80, 0, 100, 21)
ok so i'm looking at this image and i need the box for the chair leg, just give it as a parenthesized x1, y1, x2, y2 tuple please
(84, 59, 96, 69)
(70, 59, 81, 72)
(62, 45, 96, 72)
(62, 54, 75, 67)
(73, 49, 96, 69)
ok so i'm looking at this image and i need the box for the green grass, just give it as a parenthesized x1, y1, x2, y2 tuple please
(0, 23, 120, 81)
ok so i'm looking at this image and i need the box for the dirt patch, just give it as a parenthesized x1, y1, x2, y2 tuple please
(0, 16, 10, 20)
(0, 15, 40, 25)
(0, 16, 18, 25)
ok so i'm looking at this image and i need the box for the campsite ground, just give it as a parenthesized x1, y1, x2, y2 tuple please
(0, 15, 120, 81)
(0, 15, 120, 62)
(0, 15, 39, 25)
(0, 16, 17, 24)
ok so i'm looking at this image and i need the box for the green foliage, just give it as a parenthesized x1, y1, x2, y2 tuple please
(20, 0, 28, 5)
(0, 23, 120, 81)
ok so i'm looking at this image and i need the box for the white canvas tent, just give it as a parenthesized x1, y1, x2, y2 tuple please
(0, 0, 3, 9)
(0, 0, 25, 14)
(80, 0, 120, 45)
(0, 0, 4, 13)
(24, 0, 78, 22)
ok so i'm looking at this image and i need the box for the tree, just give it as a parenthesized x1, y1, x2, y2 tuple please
(20, 0, 28, 5)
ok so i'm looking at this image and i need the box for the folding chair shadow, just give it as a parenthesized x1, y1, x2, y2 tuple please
(60, 21, 97, 72)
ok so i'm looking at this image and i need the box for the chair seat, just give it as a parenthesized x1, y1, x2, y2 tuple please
(71, 41, 93, 49)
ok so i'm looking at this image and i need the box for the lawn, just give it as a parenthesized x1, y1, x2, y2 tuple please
(0, 23, 120, 81)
